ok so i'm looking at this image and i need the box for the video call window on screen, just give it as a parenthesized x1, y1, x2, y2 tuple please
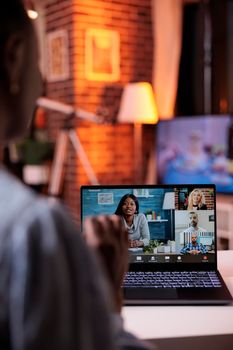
(156, 115, 233, 194)
(82, 186, 216, 264)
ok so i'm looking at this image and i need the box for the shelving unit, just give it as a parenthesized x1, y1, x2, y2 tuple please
(147, 219, 168, 223)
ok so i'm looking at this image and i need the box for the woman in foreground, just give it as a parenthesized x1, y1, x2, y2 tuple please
(0, 1, 153, 349)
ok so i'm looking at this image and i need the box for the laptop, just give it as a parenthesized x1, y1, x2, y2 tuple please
(146, 334, 233, 350)
(81, 184, 233, 305)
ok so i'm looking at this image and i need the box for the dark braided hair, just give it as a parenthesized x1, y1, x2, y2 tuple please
(0, 0, 31, 80)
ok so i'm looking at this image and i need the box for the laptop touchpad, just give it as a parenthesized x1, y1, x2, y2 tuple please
(124, 288, 178, 299)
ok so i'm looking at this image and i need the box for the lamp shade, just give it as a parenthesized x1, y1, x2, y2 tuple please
(118, 82, 158, 124)
(162, 192, 175, 210)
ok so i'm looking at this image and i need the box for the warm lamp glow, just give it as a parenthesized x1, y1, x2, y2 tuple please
(118, 82, 158, 124)
(27, 9, 38, 19)
(117, 82, 158, 183)
(25, 0, 38, 20)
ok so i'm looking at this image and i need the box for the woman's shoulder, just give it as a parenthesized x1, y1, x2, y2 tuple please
(0, 168, 36, 227)
(0, 168, 77, 237)
(198, 204, 207, 210)
(136, 213, 147, 221)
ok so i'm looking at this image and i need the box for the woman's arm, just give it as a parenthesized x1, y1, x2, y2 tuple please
(139, 214, 150, 246)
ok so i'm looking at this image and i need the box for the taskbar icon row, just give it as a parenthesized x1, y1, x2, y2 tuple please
(129, 254, 212, 264)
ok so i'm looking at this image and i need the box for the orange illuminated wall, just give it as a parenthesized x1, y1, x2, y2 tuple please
(44, 0, 154, 222)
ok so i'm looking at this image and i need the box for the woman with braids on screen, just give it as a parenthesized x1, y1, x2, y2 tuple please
(187, 188, 207, 210)
(115, 194, 150, 248)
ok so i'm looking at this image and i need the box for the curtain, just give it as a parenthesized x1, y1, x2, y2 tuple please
(152, 0, 183, 119)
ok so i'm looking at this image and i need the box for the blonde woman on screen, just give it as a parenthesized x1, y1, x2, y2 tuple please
(187, 189, 207, 210)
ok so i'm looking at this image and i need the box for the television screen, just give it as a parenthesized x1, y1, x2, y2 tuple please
(156, 115, 233, 194)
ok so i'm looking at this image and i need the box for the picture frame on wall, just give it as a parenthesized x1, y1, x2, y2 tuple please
(98, 192, 114, 205)
(85, 28, 120, 82)
(46, 29, 70, 82)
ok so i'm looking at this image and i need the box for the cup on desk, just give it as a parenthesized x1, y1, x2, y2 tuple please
(168, 240, 176, 253)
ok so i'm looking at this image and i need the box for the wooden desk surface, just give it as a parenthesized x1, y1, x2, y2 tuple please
(122, 250, 233, 340)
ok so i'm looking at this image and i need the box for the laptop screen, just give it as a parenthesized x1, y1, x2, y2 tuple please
(81, 184, 216, 266)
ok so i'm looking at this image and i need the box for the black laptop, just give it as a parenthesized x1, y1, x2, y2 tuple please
(81, 184, 232, 305)
(147, 334, 233, 350)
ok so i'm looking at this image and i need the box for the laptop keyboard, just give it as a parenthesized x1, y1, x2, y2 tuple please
(123, 271, 222, 288)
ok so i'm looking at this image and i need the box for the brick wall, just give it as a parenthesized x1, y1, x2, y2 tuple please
(43, 0, 154, 222)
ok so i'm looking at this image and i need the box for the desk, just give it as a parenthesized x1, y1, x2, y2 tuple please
(122, 250, 233, 339)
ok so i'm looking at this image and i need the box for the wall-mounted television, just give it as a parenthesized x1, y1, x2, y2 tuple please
(156, 115, 233, 194)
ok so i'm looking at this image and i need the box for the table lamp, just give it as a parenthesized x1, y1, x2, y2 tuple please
(117, 82, 158, 183)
